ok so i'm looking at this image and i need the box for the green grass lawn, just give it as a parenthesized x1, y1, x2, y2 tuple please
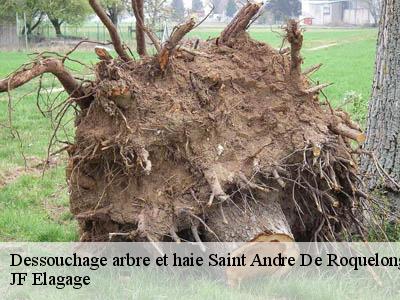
(0, 27, 377, 242)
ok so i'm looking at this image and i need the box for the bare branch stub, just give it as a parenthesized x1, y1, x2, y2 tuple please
(158, 18, 196, 71)
(220, 3, 261, 44)
(329, 123, 366, 144)
(304, 83, 332, 94)
(89, 0, 131, 62)
(95, 46, 113, 61)
(286, 19, 304, 77)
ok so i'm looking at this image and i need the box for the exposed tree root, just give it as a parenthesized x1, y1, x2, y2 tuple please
(303, 63, 323, 76)
(285, 19, 303, 78)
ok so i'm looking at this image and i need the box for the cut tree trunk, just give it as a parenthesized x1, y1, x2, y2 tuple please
(205, 191, 293, 242)
(361, 0, 400, 199)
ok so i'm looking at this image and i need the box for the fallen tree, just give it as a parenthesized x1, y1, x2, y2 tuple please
(1, 2, 373, 247)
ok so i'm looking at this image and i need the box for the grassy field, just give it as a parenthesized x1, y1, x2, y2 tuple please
(0, 27, 378, 242)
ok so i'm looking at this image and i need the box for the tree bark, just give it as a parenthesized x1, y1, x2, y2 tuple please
(362, 0, 400, 194)
(158, 18, 196, 71)
(204, 191, 296, 287)
(220, 3, 261, 44)
(132, 0, 148, 57)
(49, 18, 63, 37)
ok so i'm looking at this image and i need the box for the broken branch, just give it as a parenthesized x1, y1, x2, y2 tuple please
(95, 46, 113, 61)
(158, 18, 196, 71)
(177, 46, 211, 58)
(303, 63, 323, 76)
(330, 123, 366, 143)
(304, 83, 332, 94)
(204, 169, 230, 207)
(220, 3, 262, 44)
(335, 110, 361, 131)
(191, 224, 206, 252)
(170, 227, 181, 243)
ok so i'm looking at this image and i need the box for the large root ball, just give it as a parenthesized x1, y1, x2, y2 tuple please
(67, 23, 365, 244)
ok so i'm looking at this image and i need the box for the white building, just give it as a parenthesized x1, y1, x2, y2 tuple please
(301, 0, 378, 26)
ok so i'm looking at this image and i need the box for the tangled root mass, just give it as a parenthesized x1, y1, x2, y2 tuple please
(68, 23, 366, 244)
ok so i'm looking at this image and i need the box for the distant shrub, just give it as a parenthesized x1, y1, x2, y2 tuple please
(342, 90, 368, 126)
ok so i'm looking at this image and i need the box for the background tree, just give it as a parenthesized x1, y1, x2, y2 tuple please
(267, 0, 301, 21)
(0, 0, 46, 36)
(225, 0, 237, 17)
(192, 0, 204, 12)
(366, 0, 381, 26)
(171, 0, 185, 21)
(208, 0, 226, 14)
(101, 0, 127, 26)
(44, 0, 91, 36)
(0, 0, 18, 23)
(362, 0, 400, 202)
(144, 0, 170, 30)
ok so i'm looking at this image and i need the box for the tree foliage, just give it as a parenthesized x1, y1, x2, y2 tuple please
(0, 0, 46, 35)
(0, 0, 90, 36)
(144, 0, 170, 29)
(44, 0, 91, 36)
(101, 0, 128, 26)
(267, 0, 301, 20)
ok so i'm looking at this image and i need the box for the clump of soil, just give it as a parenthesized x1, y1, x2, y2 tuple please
(67, 26, 365, 243)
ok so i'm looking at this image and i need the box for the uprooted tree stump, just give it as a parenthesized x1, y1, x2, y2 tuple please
(0, 2, 370, 247)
